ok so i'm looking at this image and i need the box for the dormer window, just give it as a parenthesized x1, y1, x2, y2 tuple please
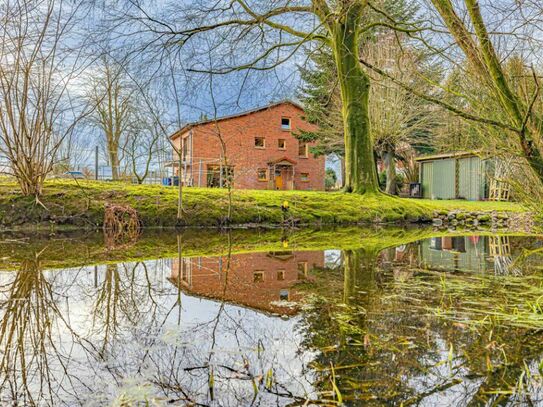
(281, 117, 291, 130)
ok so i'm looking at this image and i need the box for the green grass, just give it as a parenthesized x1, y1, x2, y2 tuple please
(0, 178, 526, 229)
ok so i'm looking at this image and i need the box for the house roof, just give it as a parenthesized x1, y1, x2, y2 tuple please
(170, 99, 304, 140)
(415, 151, 482, 162)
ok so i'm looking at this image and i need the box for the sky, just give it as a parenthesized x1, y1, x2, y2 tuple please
(7, 0, 543, 176)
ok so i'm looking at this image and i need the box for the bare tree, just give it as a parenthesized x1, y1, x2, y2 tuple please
(123, 105, 163, 184)
(122, 68, 185, 219)
(86, 56, 136, 181)
(0, 0, 90, 199)
(365, 34, 436, 194)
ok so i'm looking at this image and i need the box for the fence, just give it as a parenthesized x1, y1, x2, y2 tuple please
(0, 149, 330, 191)
(64, 147, 177, 185)
(0, 152, 228, 188)
(0, 155, 12, 176)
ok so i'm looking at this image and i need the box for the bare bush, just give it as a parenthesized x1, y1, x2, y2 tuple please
(0, 0, 90, 198)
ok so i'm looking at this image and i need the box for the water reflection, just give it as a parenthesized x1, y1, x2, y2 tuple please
(0, 230, 542, 405)
(422, 235, 532, 275)
(170, 250, 324, 315)
(304, 235, 543, 405)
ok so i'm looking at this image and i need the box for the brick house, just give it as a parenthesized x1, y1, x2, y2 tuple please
(169, 250, 324, 316)
(170, 100, 325, 191)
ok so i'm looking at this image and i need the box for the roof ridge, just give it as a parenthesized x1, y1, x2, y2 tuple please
(170, 99, 304, 140)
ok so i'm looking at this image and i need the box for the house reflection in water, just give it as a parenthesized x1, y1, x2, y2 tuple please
(169, 250, 324, 316)
(420, 235, 523, 275)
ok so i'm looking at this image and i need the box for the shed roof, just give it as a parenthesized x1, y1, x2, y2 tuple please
(170, 100, 304, 140)
(415, 151, 482, 162)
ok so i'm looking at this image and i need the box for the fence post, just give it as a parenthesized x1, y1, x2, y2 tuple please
(95, 146, 99, 180)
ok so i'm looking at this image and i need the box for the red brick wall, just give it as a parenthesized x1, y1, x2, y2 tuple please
(173, 102, 325, 191)
(170, 250, 324, 315)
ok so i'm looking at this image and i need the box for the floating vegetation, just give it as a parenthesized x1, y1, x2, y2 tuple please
(394, 269, 543, 330)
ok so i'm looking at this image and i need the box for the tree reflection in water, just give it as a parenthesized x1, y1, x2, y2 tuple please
(1, 232, 543, 405)
(0, 254, 94, 405)
(300, 237, 543, 406)
(0, 234, 315, 405)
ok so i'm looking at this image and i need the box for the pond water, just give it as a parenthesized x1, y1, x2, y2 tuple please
(1, 228, 543, 406)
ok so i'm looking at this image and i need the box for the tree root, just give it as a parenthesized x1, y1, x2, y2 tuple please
(103, 203, 142, 249)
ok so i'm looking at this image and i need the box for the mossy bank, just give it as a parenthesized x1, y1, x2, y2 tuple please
(0, 178, 527, 229)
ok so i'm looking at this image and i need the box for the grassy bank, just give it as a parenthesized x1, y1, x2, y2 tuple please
(0, 178, 526, 229)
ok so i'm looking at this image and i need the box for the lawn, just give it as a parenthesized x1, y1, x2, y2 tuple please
(0, 178, 527, 229)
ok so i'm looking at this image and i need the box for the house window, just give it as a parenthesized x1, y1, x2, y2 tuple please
(253, 271, 264, 283)
(300, 173, 309, 182)
(257, 168, 268, 181)
(277, 270, 285, 281)
(298, 141, 308, 157)
(281, 117, 291, 130)
(278, 139, 286, 149)
(255, 137, 265, 148)
(279, 289, 289, 301)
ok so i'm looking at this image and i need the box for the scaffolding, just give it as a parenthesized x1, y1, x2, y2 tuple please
(488, 158, 511, 201)
(489, 236, 521, 275)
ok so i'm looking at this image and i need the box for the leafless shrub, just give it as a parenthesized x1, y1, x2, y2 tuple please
(0, 0, 91, 199)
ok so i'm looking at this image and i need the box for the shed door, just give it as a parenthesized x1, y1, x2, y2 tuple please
(458, 157, 481, 200)
(422, 162, 433, 199)
(432, 159, 456, 199)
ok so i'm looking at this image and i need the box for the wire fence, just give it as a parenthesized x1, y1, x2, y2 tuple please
(0, 154, 252, 189)
(0, 149, 331, 191)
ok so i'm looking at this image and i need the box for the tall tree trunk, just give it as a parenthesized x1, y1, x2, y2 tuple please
(384, 144, 396, 195)
(340, 156, 346, 188)
(343, 248, 378, 306)
(330, 6, 379, 194)
(109, 148, 120, 180)
(463, 0, 543, 183)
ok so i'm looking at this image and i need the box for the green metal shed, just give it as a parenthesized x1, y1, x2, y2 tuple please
(417, 152, 488, 200)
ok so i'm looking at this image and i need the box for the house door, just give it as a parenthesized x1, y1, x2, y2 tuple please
(275, 170, 283, 190)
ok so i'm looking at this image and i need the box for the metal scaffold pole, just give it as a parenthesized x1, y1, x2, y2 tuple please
(95, 146, 99, 180)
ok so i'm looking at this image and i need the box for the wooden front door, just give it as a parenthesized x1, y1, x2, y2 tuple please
(275, 170, 283, 190)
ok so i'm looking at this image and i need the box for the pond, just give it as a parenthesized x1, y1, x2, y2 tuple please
(1, 228, 543, 406)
